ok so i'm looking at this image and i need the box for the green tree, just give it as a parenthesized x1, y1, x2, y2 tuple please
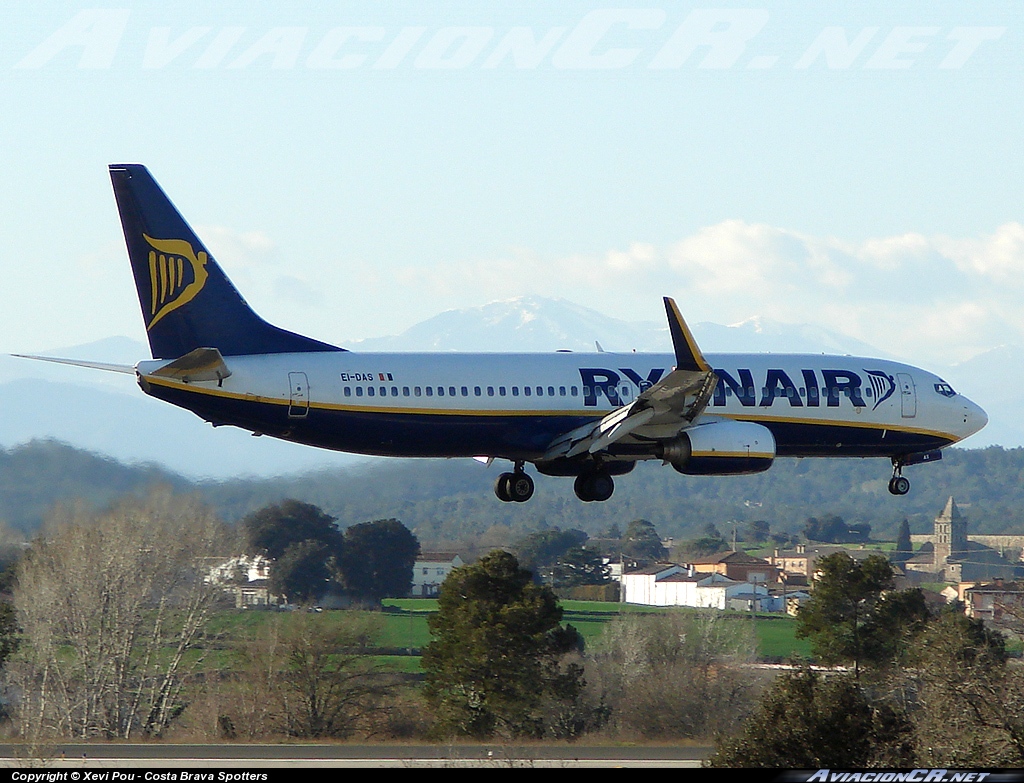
(708, 667, 913, 767)
(796, 553, 929, 677)
(552, 546, 610, 588)
(338, 519, 419, 602)
(513, 528, 588, 580)
(243, 499, 342, 560)
(422, 550, 588, 739)
(739, 520, 770, 543)
(673, 535, 728, 561)
(896, 518, 912, 553)
(0, 601, 18, 676)
(270, 539, 333, 604)
(804, 514, 870, 544)
(621, 519, 667, 562)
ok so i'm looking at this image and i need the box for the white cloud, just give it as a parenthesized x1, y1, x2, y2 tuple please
(195, 225, 278, 270)
(355, 220, 1024, 366)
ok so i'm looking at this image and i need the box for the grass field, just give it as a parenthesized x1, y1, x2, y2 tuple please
(208, 598, 812, 668)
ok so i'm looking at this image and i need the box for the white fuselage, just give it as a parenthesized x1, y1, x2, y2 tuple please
(137, 350, 987, 462)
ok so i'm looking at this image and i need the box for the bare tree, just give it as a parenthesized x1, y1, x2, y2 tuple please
(8, 489, 231, 740)
(274, 612, 392, 738)
(195, 612, 394, 740)
(586, 611, 761, 740)
(904, 610, 1024, 766)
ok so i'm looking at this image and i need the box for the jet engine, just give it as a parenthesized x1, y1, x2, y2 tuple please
(659, 420, 775, 476)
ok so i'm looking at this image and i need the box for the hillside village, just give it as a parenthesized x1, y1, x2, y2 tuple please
(623, 496, 1023, 624)
(208, 493, 1024, 640)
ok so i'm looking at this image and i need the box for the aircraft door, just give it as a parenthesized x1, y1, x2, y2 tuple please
(288, 372, 309, 419)
(896, 373, 916, 418)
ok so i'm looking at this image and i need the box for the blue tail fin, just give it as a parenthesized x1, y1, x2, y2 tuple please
(109, 164, 343, 359)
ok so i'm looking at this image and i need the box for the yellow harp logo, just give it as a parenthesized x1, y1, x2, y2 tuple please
(143, 234, 209, 330)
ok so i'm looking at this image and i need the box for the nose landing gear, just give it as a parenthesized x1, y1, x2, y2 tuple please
(888, 458, 910, 496)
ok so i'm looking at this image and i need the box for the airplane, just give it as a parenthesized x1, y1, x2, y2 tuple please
(18, 164, 988, 503)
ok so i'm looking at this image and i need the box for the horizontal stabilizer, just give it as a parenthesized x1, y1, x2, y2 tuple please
(11, 354, 135, 374)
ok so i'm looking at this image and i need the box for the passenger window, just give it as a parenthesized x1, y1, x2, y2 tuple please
(524, 387, 531, 397)
(487, 386, 494, 397)
(426, 387, 433, 397)
(449, 386, 456, 397)
(461, 386, 468, 396)
(392, 386, 398, 396)
(559, 386, 566, 396)
(414, 387, 421, 397)
(356, 387, 363, 397)
(512, 387, 519, 396)
(379, 387, 387, 396)
(403, 387, 410, 397)
(344, 387, 351, 397)
(474, 386, 481, 396)
(368, 387, 375, 397)
(499, 386, 506, 396)
(548, 386, 555, 396)
(437, 387, 445, 397)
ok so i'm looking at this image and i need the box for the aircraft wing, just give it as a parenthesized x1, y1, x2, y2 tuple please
(542, 297, 718, 460)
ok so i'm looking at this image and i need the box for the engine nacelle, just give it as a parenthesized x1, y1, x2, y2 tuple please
(659, 420, 776, 476)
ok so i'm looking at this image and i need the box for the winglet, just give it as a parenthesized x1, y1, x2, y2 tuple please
(663, 297, 710, 373)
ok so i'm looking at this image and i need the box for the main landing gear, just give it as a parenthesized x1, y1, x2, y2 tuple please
(888, 458, 910, 496)
(493, 463, 617, 503)
(574, 469, 615, 502)
(494, 463, 535, 503)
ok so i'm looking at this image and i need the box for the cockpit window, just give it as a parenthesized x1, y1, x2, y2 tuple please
(934, 383, 956, 398)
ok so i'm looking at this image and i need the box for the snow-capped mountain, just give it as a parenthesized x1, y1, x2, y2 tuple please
(343, 296, 890, 357)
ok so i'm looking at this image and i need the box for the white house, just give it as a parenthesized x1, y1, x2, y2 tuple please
(205, 554, 272, 585)
(204, 554, 276, 608)
(622, 564, 771, 610)
(412, 552, 464, 597)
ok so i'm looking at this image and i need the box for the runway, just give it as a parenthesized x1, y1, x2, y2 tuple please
(0, 743, 710, 768)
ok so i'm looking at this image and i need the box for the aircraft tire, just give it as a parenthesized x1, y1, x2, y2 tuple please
(494, 472, 514, 502)
(509, 472, 535, 502)
(889, 476, 911, 496)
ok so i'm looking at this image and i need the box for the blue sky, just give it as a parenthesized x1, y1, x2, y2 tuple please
(1, 1, 1023, 369)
